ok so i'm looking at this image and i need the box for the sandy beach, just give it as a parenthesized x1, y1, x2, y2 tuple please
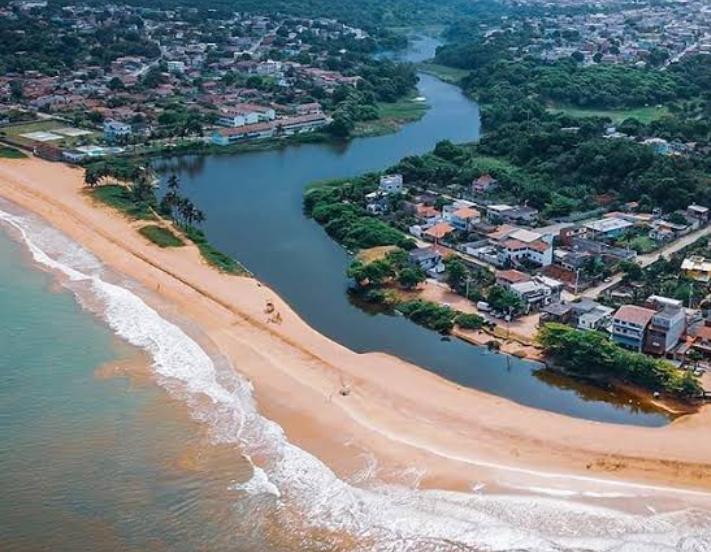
(2, 155, 711, 505)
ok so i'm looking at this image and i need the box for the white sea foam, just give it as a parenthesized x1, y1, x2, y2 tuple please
(3, 204, 711, 551)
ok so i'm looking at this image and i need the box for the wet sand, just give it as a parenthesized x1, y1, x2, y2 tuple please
(2, 156, 711, 507)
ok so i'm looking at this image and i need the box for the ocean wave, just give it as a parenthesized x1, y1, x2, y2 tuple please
(2, 204, 711, 551)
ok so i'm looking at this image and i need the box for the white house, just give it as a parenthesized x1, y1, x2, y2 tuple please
(379, 174, 403, 194)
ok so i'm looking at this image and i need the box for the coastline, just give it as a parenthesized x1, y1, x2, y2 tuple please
(2, 156, 711, 503)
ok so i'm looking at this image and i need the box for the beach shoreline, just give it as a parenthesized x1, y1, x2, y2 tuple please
(2, 156, 711, 506)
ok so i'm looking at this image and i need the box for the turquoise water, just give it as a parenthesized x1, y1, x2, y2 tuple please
(0, 227, 256, 551)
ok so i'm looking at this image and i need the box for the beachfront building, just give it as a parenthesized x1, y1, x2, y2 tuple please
(611, 305, 656, 351)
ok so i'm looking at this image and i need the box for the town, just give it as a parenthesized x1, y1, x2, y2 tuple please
(314, 163, 711, 399)
(0, 0, 420, 162)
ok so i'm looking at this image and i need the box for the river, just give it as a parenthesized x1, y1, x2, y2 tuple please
(152, 37, 671, 427)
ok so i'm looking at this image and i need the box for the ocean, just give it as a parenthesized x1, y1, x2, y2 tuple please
(2, 198, 711, 551)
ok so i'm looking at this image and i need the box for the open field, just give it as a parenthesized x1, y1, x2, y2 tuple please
(0, 119, 98, 149)
(547, 104, 669, 124)
(417, 63, 470, 84)
(353, 96, 429, 137)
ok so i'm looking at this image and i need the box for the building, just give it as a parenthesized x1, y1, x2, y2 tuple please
(611, 305, 656, 351)
(681, 256, 711, 283)
(499, 238, 553, 267)
(423, 222, 455, 242)
(278, 113, 328, 135)
(509, 280, 554, 313)
(486, 204, 538, 225)
(687, 204, 710, 224)
(409, 247, 444, 274)
(379, 174, 403, 194)
(495, 269, 531, 287)
(570, 298, 614, 331)
(643, 307, 686, 356)
(103, 120, 132, 142)
(217, 104, 276, 128)
(583, 217, 633, 239)
(211, 122, 275, 145)
(443, 203, 481, 231)
(471, 174, 498, 195)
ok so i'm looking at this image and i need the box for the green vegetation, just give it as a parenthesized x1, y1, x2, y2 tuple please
(90, 184, 156, 220)
(304, 176, 415, 251)
(396, 300, 457, 333)
(88, 164, 247, 275)
(417, 63, 469, 84)
(183, 226, 248, 275)
(352, 95, 429, 137)
(0, 146, 27, 159)
(538, 323, 702, 400)
(454, 312, 485, 330)
(138, 225, 184, 248)
(547, 104, 669, 125)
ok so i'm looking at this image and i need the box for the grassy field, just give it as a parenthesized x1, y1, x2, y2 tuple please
(353, 96, 429, 137)
(89, 185, 156, 220)
(417, 63, 470, 85)
(1, 119, 98, 148)
(138, 225, 184, 248)
(547, 104, 669, 124)
(0, 146, 27, 158)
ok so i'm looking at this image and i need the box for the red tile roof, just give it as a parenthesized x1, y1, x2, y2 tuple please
(613, 305, 656, 327)
(424, 222, 455, 239)
(496, 269, 531, 284)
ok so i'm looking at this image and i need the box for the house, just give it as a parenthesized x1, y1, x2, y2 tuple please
(217, 104, 276, 128)
(643, 307, 686, 356)
(414, 204, 441, 225)
(687, 204, 710, 224)
(583, 217, 633, 240)
(409, 247, 444, 274)
(681, 256, 711, 283)
(443, 203, 481, 231)
(211, 122, 275, 145)
(278, 113, 329, 135)
(559, 224, 588, 246)
(486, 204, 538, 225)
(509, 280, 554, 313)
(611, 305, 657, 351)
(571, 299, 614, 331)
(649, 220, 685, 242)
(424, 222, 455, 242)
(379, 174, 403, 194)
(499, 238, 553, 267)
(690, 321, 711, 357)
(540, 301, 573, 325)
(471, 174, 498, 195)
(365, 191, 388, 215)
(103, 120, 132, 142)
(495, 269, 531, 287)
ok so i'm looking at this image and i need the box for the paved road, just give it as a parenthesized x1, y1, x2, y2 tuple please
(581, 224, 711, 299)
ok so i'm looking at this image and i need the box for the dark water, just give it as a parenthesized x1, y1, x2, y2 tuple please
(153, 38, 669, 426)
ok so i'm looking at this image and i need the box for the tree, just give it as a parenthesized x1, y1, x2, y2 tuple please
(486, 285, 523, 315)
(398, 266, 425, 289)
(328, 112, 354, 137)
(445, 257, 468, 293)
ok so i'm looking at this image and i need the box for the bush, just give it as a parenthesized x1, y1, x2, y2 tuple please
(537, 323, 702, 400)
(183, 226, 248, 275)
(396, 300, 456, 333)
(138, 225, 183, 248)
(455, 313, 485, 330)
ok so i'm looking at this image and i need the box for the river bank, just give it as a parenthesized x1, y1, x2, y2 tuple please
(4, 156, 711, 508)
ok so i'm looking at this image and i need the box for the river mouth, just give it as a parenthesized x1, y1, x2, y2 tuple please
(149, 36, 673, 427)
